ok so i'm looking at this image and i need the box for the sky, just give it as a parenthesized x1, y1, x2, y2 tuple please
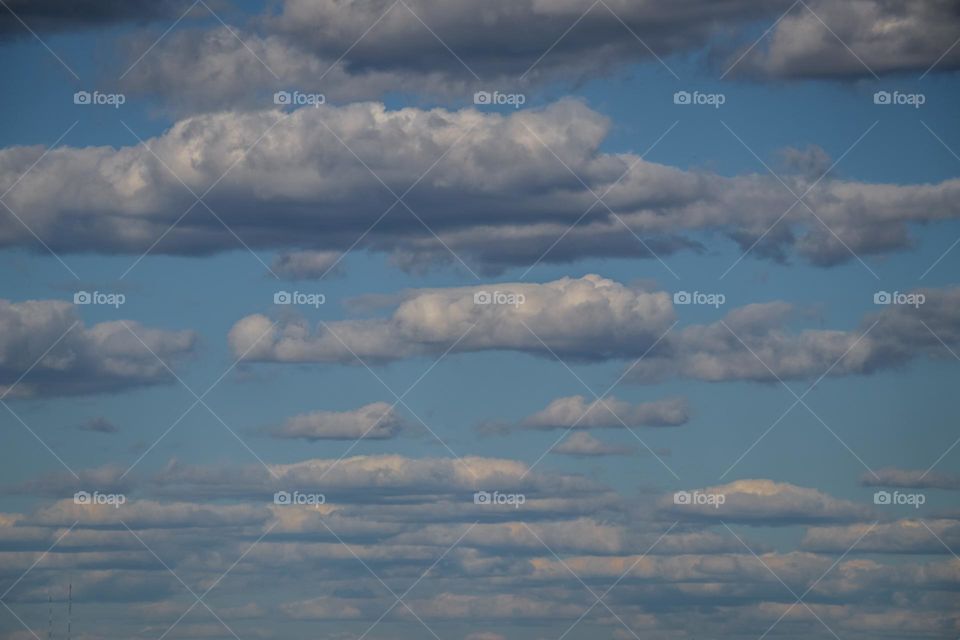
(0, 1, 959, 639)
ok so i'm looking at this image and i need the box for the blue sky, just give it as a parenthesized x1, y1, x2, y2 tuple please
(0, 1, 959, 639)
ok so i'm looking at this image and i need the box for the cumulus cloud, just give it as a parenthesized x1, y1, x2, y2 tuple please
(553, 432, 635, 457)
(229, 275, 674, 364)
(660, 479, 875, 524)
(519, 395, 688, 430)
(0, 299, 196, 397)
(269, 402, 406, 440)
(116, 0, 960, 111)
(629, 287, 960, 383)
(2, 101, 958, 272)
(730, 0, 960, 79)
(230, 277, 960, 389)
(117, 0, 790, 109)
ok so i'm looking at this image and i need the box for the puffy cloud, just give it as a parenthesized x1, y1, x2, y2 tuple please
(117, 0, 960, 111)
(630, 287, 960, 383)
(659, 479, 875, 524)
(229, 275, 675, 363)
(520, 395, 688, 430)
(730, 0, 960, 79)
(0, 299, 196, 397)
(553, 432, 636, 457)
(2, 102, 959, 272)
(269, 402, 406, 440)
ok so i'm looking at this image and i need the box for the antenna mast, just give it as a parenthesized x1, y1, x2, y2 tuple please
(66, 584, 71, 640)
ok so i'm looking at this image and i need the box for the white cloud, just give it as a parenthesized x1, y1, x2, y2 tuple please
(229, 274, 674, 363)
(2, 101, 958, 271)
(269, 402, 405, 440)
(553, 432, 635, 457)
(0, 299, 196, 397)
(520, 395, 688, 429)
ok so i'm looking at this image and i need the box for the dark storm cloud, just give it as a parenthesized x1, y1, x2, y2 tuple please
(0, 0, 195, 38)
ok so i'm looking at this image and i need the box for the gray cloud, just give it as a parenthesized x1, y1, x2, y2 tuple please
(0, 0, 195, 38)
(802, 519, 960, 554)
(519, 395, 688, 430)
(116, 0, 960, 112)
(268, 402, 406, 441)
(730, 0, 960, 79)
(229, 275, 675, 364)
(861, 468, 960, 490)
(2, 101, 958, 273)
(629, 286, 960, 383)
(271, 250, 344, 280)
(0, 299, 196, 397)
(659, 479, 876, 525)
(553, 432, 636, 457)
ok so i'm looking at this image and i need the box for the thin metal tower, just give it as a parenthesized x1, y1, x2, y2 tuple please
(47, 594, 53, 640)
(66, 584, 71, 640)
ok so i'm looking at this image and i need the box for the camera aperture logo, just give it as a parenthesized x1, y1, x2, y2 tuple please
(873, 290, 924, 308)
(673, 291, 725, 308)
(673, 490, 725, 509)
(274, 90, 326, 108)
(473, 91, 526, 109)
(273, 490, 326, 507)
(74, 490, 126, 508)
(673, 90, 725, 108)
(473, 490, 526, 508)
(873, 490, 925, 509)
(473, 290, 525, 308)
(74, 291, 125, 308)
(274, 290, 325, 308)
(873, 91, 925, 108)
(73, 90, 126, 108)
